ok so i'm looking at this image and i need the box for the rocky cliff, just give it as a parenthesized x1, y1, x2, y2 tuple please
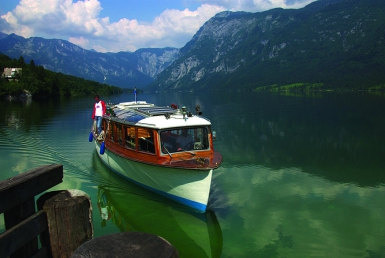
(147, 0, 385, 92)
(0, 34, 179, 88)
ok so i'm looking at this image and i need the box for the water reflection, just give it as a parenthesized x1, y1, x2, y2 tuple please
(0, 98, 60, 132)
(207, 92, 385, 187)
(2, 92, 385, 257)
(217, 164, 385, 257)
(94, 171, 223, 258)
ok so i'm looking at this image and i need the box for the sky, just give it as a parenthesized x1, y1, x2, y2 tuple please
(0, 0, 316, 53)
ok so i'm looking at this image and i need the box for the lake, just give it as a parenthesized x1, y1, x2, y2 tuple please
(1, 91, 385, 258)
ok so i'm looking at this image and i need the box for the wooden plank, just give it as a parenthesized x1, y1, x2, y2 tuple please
(29, 247, 48, 258)
(0, 164, 63, 214)
(0, 210, 47, 258)
(4, 197, 35, 228)
(4, 197, 38, 258)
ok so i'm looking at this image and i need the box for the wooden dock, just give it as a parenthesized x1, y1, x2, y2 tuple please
(0, 164, 179, 258)
(0, 164, 93, 258)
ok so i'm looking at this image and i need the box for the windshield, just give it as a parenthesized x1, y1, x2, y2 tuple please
(160, 127, 210, 154)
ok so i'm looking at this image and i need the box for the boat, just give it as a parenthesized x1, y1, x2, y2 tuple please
(89, 97, 223, 212)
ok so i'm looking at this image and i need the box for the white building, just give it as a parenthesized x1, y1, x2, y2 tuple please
(2, 68, 22, 79)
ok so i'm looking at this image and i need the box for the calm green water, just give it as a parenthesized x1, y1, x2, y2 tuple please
(1, 92, 385, 258)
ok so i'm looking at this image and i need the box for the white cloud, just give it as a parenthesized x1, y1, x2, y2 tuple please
(196, 0, 315, 12)
(0, 0, 315, 52)
(73, 3, 225, 52)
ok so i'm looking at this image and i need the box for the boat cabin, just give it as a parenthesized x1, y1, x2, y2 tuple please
(99, 102, 218, 168)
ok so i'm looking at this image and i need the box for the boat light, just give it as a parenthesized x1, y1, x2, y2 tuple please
(182, 106, 187, 119)
(195, 105, 202, 115)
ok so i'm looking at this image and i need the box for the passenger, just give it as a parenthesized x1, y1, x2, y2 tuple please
(176, 129, 194, 150)
(92, 94, 106, 135)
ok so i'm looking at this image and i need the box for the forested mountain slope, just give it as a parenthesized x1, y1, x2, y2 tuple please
(0, 34, 178, 88)
(147, 0, 385, 92)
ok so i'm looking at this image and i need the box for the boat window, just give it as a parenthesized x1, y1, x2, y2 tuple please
(113, 108, 128, 116)
(115, 109, 146, 123)
(125, 126, 136, 150)
(160, 127, 210, 154)
(116, 124, 123, 146)
(108, 122, 114, 142)
(102, 120, 107, 134)
(138, 128, 155, 154)
(126, 114, 145, 123)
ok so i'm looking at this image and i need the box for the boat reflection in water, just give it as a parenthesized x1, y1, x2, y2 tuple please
(95, 170, 223, 258)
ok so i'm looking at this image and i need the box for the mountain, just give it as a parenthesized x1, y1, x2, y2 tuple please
(147, 0, 385, 92)
(0, 32, 7, 40)
(1, 0, 384, 92)
(0, 34, 179, 88)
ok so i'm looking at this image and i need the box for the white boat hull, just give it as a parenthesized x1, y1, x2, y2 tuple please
(95, 141, 212, 212)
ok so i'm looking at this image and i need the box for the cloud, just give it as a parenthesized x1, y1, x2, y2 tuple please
(0, 0, 225, 52)
(0, 0, 315, 52)
(72, 4, 225, 52)
(1, 0, 103, 38)
(196, 0, 315, 12)
(215, 164, 385, 256)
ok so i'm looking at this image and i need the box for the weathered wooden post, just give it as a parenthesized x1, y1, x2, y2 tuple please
(37, 189, 93, 258)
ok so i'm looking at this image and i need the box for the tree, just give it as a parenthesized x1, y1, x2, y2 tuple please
(30, 60, 36, 70)
(17, 56, 26, 68)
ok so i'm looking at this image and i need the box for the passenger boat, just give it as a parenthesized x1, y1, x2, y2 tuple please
(89, 98, 223, 212)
